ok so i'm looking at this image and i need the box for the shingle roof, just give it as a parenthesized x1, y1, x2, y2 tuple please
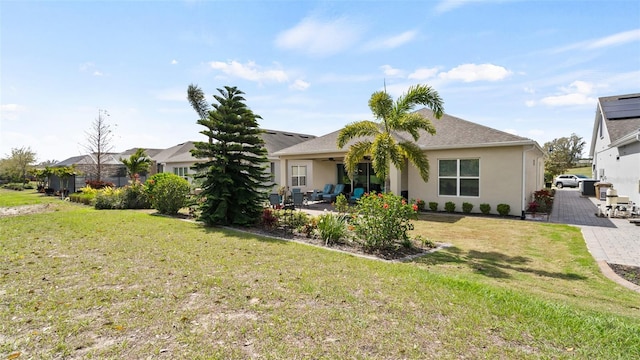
(273, 108, 535, 156)
(152, 142, 196, 163)
(54, 153, 122, 167)
(600, 93, 640, 143)
(153, 130, 317, 164)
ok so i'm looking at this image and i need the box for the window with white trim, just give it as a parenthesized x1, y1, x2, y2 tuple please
(291, 165, 307, 186)
(438, 159, 479, 197)
(173, 167, 189, 179)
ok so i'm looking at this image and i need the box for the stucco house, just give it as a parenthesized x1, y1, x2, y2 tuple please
(589, 93, 640, 206)
(152, 129, 316, 186)
(273, 109, 545, 217)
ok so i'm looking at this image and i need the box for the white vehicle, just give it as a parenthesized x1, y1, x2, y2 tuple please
(554, 174, 588, 188)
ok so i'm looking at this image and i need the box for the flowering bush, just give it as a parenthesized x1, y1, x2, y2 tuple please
(413, 199, 426, 211)
(529, 189, 554, 213)
(352, 192, 418, 251)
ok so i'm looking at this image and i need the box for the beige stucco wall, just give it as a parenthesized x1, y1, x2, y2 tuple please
(405, 145, 543, 216)
(277, 154, 343, 192)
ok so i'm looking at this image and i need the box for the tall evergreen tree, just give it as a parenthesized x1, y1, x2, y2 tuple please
(187, 84, 271, 226)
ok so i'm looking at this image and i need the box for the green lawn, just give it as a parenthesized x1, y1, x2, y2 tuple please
(566, 166, 592, 178)
(2, 189, 639, 359)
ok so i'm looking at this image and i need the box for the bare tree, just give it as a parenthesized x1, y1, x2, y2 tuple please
(82, 109, 114, 182)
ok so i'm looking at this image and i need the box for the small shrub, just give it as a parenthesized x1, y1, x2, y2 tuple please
(414, 199, 426, 212)
(444, 201, 456, 213)
(261, 208, 278, 229)
(69, 192, 94, 205)
(301, 216, 318, 238)
(151, 174, 190, 215)
(145, 173, 175, 199)
(317, 213, 347, 245)
(462, 202, 473, 214)
(530, 188, 554, 213)
(94, 187, 124, 209)
(334, 193, 349, 213)
(85, 180, 115, 189)
(122, 181, 151, 209)
(428, 202, 438, 212)
(273, 209, 310, 231)
(497, 203, 511, 216)
(480, 203, 491, 214)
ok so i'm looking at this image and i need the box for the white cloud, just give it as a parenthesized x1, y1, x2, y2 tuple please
(586, 28, 640, 49)
(93, 71, 103, 76)
(552, 28, 640, 53)
(438, 63, 512, 82)
(364, 30, 417, 51)
(289, 79, 310, 91)
(171, 59, 178, 65)
(525, 100, 536, 107)
(209, 60, 288, 83)
(380, 65, 403, 77)
(0, 104, 26, 121)
(275, 17, 363, 56)
(538, 80, 598, 107)
(434, 0, 497, 14)
(523, 86, 535, 94)
(409, 67, 439, 80)
(79, 62, 105, 76)
(504, 128, 518, 135)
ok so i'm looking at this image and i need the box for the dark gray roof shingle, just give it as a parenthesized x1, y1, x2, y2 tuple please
(273, 108, 534, 156)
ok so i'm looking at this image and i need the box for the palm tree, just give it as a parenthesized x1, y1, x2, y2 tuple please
(120, 148, 151, 181)
(337, 84, 444, 192)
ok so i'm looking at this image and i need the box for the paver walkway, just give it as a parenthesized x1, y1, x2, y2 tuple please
(549, 189, 639, 267)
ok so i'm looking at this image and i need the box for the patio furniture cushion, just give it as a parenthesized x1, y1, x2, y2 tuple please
(350, 187, 365, 203)
(322, 184, 345, 202)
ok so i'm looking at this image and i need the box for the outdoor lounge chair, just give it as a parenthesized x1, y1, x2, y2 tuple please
(310, 184, 333, 201)
(292, 191, 304, 208)
(269, 193, 281, 208)
(322, 184, 345, 203)
(349, 187, 365, 204)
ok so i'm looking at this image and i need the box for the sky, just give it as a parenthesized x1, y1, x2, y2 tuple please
(1, 0, 639, 163)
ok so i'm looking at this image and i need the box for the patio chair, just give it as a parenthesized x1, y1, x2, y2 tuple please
(322, 183, 345, 203)
(292, 191, 304, 208)
(349, 187, 365, 204)
(292, 188, 302, 195)
(310, 184, 333, 201)
(268, 193, 281, 208)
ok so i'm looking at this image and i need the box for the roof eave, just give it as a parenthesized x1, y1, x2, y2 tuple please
(609, 129, 640, 148)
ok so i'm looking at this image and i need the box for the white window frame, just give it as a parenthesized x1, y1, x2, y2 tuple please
(173, 167, 189, 179)
(438, 159, 480, 197)
(291, 165, 307, 187)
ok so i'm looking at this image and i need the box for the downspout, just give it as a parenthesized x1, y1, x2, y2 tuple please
(521, 145, 536, 220)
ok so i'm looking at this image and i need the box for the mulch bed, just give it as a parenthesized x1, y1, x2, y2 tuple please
(239, 226, 435, 261)
(607, 263, 640, 286)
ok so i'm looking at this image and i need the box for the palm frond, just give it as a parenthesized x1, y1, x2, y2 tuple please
(370, 133, 396, 182)
(395, 113, 437, 141)
(187, 84, 210, 121)
(337, 121, 380, 148)
(343, 140, 372, 178)
(368, 91, 393, 122)
(399, 141, 430, 182)
(395, 84, 444, 119)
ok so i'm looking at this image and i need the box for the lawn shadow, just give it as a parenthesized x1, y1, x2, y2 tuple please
(414, 247, 587, 281)
(417, 213, 464, 223)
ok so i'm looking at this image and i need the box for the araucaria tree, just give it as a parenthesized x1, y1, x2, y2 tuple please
(187, 84, 271, 226)
(337, 84, 444, 192)
(82, 109, 114, 182)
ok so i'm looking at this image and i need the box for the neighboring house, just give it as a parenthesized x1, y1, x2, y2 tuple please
(152, 129, 316, 187)
(52, 148, 163, 192)
(273, 109, 545, 216)
(589, 93, 640, 206)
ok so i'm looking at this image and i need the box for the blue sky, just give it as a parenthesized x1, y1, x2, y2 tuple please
(1, 0, 639, 162)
